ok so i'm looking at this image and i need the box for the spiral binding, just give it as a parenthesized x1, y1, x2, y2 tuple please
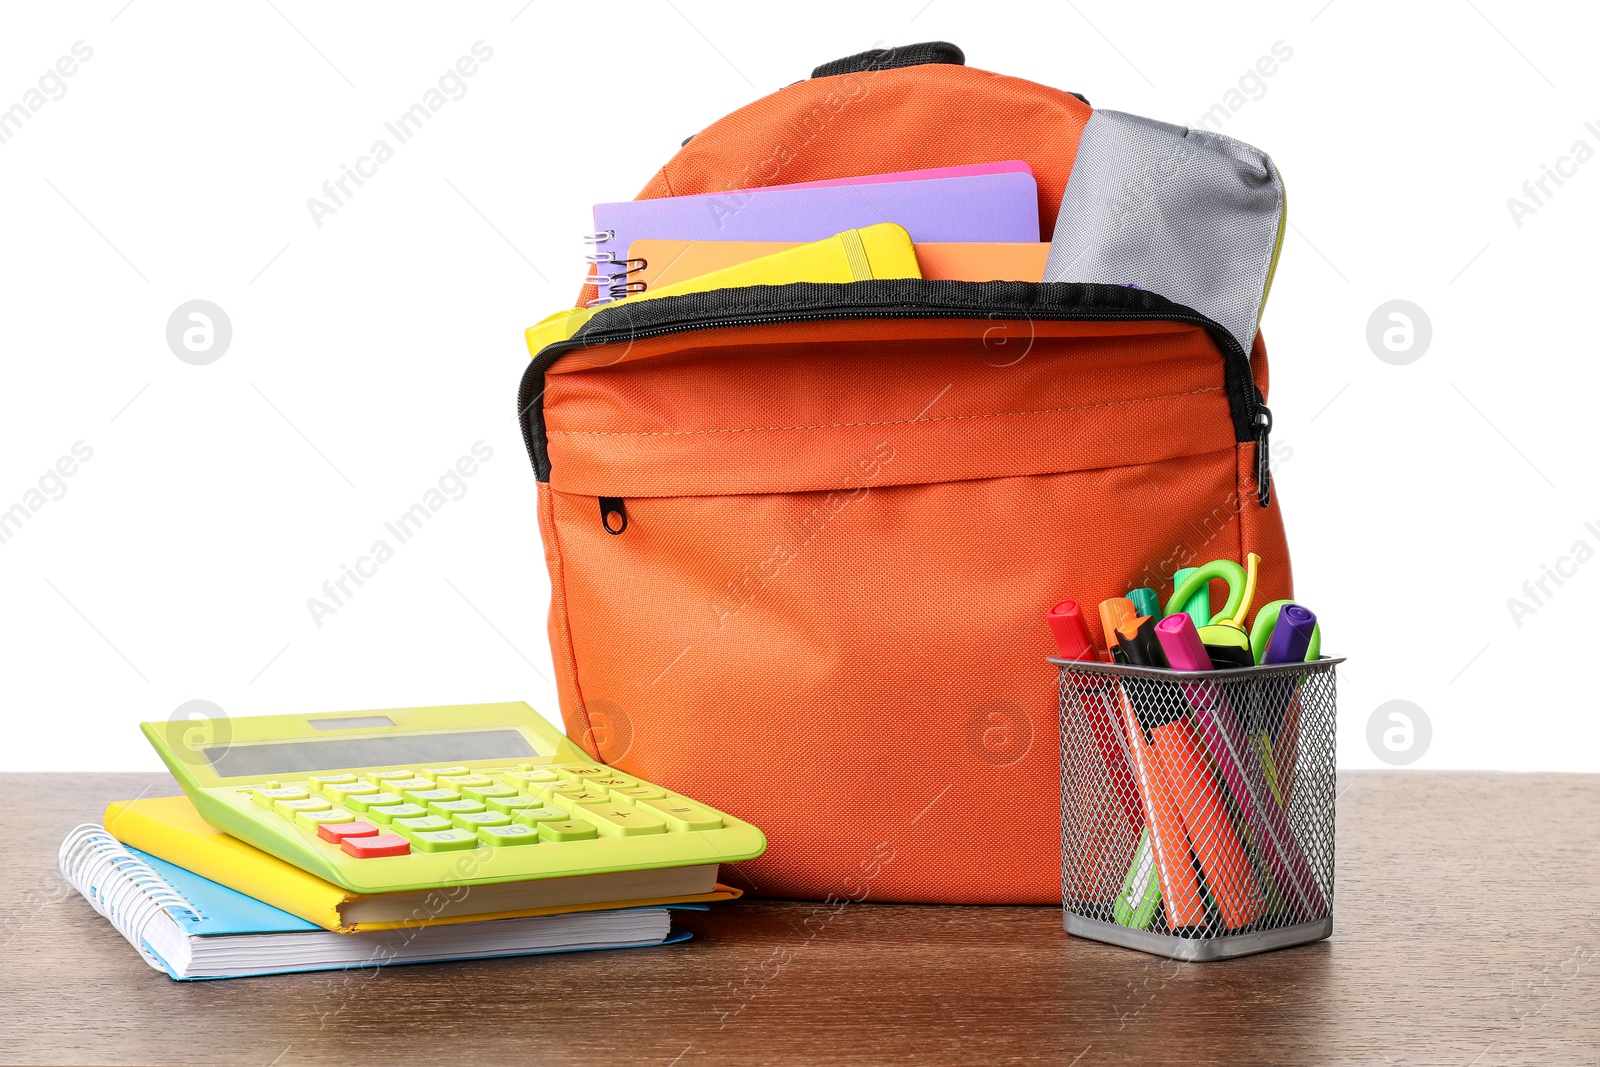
(59, 825, 201, 971)
(583, 257, 650, 307)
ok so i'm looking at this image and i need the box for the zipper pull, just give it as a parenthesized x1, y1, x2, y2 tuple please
(599, 496, 628, 535)
(1253, 405, 1273, 508)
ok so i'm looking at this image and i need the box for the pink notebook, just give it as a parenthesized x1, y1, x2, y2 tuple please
(588, 169, 1040, 301)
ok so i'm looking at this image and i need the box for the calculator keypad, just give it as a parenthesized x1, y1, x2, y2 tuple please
(394, 814, 453, 835)
(410, 828, 479, 852)
(322, 781, 379, 803)
(253, 786, 310, 807)
(317, 820, 379, 843)
(248, 764, 731, 858)
(341, 833, 410, 858)
(295, 807, 357, 831)
(344, 791, 403, 812)
(537, 820, 598, 842)
(367, 802, 428, 824)
(479, 824, 540, 846)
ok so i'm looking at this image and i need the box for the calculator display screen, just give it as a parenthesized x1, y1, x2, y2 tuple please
(202, 729, 538, 778)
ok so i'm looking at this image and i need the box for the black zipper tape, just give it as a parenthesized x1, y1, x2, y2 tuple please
(517, 279, 1267, 499)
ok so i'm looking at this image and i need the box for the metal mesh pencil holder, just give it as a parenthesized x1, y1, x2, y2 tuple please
(1051, 656, 1342, 961)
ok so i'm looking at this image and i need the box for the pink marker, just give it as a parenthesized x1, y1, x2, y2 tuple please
(1154, 613, 1328, 923)
(1154, 613, 1214, 671)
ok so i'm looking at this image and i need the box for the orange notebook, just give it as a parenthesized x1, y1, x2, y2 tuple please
(630, 239, 1049, 291)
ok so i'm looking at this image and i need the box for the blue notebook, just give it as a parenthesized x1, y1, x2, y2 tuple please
(60, 826, 692, 981)
(587, 170, 1040, 302)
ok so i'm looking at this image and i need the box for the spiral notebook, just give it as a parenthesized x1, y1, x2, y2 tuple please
(586, 169, 1040, 303)
(60, 826, 690, 980)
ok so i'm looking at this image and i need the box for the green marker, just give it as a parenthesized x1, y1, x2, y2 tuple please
(1171, 566, 1211, 625)
(1113, 829, 1162, 930)
(1125, 587, 1160, 618)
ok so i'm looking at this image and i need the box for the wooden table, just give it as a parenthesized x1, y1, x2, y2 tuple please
(4, 772, 1597, 1066)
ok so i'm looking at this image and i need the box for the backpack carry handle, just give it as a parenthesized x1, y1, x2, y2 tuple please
(811, 41, 965, 79)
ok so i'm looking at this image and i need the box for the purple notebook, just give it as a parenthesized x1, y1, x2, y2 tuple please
(588, 171, 1040, 300)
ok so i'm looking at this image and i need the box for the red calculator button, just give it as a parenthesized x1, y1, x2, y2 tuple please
(317, 820, 380, 844)
(341, 833, 410, 858)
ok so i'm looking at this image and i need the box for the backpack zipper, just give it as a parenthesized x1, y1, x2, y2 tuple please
(518, 280, 1271, 506)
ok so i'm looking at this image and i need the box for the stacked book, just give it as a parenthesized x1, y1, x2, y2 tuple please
(61, 795, 740, 981)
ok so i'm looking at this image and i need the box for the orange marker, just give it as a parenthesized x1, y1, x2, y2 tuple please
(1148, 718, 1264, 931)
(1113, 687, 1206, 932)
(1097, 597, 1138, 663)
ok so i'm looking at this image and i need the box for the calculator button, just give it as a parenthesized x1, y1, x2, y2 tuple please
(587, 775, 635, 790)
(453, 810, 511, 830)
(394, 815, 454, 836)
(252, 786, 310, 807)
(486, 795, 546, 814)
(436, 774, 495, 790)
(575, 803, 668, 837)
(403, 787, 460, 804)
(365, 770, 416, 784)
(554, 764, 607, 779)
(537, 820, 598, 842)
(462, 784, 520, 802)
(342, 833, 410, 858)
(367, 802, 429, 824)
(295, 807, 357, 830)
(512, 806, 570, 827)
(551, 790, 613, 812)
(386, 778, 436, 794)
(410, 829, 480, 853)
(541, 781, 589, 799)
(274, 797, 332, 819)
(323, 781, 380, 803)
(609, 784, 667, 802)
(418, 766, 471, 780)
(316, 820, 380, 843)
(344, 791, 403, 813)
(427, 798, 486, 818)
(478, 824, 540, 847)
(307, 774, 359, 793)
(638, 796, 725, 832)
(503, 768, 560, 789)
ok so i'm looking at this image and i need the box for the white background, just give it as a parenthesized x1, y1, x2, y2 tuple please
(2, 1, 1595, 772)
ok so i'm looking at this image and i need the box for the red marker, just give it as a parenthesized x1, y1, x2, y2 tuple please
(1049, 600, 1142, 833)
(1048, 599, 1099, 661)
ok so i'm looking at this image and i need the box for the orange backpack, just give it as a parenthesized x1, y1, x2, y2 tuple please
(519, 43, 1292, 904)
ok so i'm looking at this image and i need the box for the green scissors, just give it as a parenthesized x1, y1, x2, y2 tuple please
(1165, 554, 1258, 663)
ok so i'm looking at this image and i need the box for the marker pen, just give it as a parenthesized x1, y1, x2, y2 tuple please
(1126, 587, 1160, 619)
(1250, 600, 1323, 777)
(1171, 566, 1211, 625)
(1155, 613, 1327, 923)
(1114, 616, 1168, 670)
(1047, 598, 1100, 662)
(1098, 598, 1137, 664)
(1152, 614, 1265, 931)
(1260, 603, 1319, 665)
(1049, 600, 1143, 833)
(1112, 685, 1207, 933)
(1249, 599, 1322, 664)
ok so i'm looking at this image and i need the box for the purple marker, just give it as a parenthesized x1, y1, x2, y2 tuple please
(1263, 604, 1317, 665)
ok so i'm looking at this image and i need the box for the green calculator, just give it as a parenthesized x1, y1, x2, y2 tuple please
(142, 701, 765, 894)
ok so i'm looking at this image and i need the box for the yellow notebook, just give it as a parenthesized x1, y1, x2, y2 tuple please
(104, 795, 741, 934)
(526, 222, 920, 356)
